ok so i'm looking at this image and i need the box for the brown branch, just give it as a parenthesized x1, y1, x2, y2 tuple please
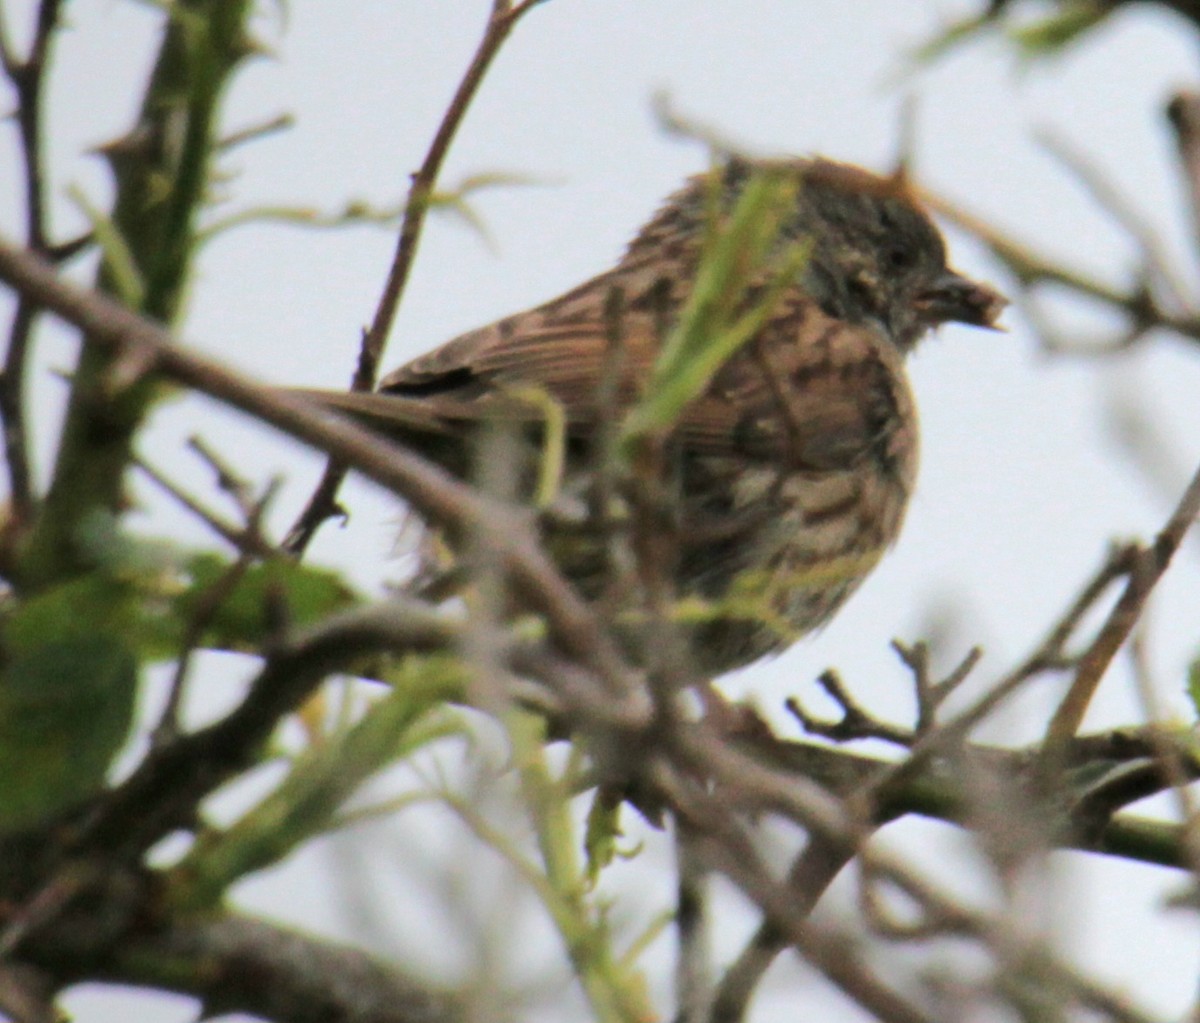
(284, 0, 548, 555)
(0, 0, 65, 527)
(69, 912, 461, 1023)
(0, 961, 57, 1023)
(1166, 90, 1200, 259)
(787, 667, 915, 746)
(674, 723, 1168, 1023)
(133, 453, 277, 558)
(866, 543, 1132, 804)
(653, 754, 934, 1023)
(859, 856, 1161, 1023)
(1036, 128, 1190, 313)
(786, 643, 984, 747)
(674, 825, 714, 1023)
(897, 640, 983, 735)
(1044, 458, 1200, 751)
(711, 831, 859, 1023)
(151, 551, 255, 748)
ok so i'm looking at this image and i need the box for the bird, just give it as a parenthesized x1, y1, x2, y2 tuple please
(298, 157, 1006, 675)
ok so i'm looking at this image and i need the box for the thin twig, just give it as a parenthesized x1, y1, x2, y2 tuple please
(874, 543, 1136, 798)
(894, 640, 983, 736)
(711, 831, 859, 1023)
(859, 854, 1161, 1023)
(0, 0, 65, 525)
(1044, 458, 1200, 752)
(1037, 128, 1191, 314)
(149, 444, 283, 748)
(284, 0, 547, 555)
(674, 822, 713, 1023)
(76, 600, 465, 859)
(216, 112, 294, 153)
(786, 668, 914, 746)
(1120, 626, 1200, 877)
(187, 434, 276, 526)
(152, 552, 256, 748)
(134, 455, 276, 558)
(1166, 90, 1200, 258)
(922, 188, 1200, 345)
(658, 738, 935, 1023)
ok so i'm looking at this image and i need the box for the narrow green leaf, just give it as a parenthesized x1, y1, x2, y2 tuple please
(67, 185, 146, 309)
(172, 553, 358, 654)
(906, 13, 995, 67)
(621, 168, 806, 445)
(1009, 2, 1109, 57)
(168, 656, 464, 908)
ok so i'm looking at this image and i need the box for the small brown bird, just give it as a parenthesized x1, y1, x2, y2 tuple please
(303, 157, 1005, 674)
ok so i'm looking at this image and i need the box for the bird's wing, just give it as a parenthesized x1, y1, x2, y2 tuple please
(303, 293, 912, 475)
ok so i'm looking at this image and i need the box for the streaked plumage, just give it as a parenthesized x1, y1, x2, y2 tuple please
(300, 158, 1005, 672)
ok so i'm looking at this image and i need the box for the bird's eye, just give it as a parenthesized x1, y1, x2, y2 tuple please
(885, 245, 916, 270)
(847, 277, 874, 305)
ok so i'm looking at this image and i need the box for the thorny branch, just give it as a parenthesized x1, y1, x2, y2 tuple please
(0, 0, 65, 526)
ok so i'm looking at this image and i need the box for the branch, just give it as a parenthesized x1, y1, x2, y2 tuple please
(920, 188, 1200, 347)
(711, 831, 858, 1023)
(1044, 458, 1200, 751)
(17, 0, 256, 588)
(96, 913, 462, 1023)
(1166, 89, 1200, 262)
(0, 0, 65, 527)
(285, 0, 549, 555)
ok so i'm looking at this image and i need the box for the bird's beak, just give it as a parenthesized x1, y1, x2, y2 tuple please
(917, 270, 1007, 330)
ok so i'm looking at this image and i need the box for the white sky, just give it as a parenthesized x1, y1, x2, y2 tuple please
(3, 2, 1200, 1020)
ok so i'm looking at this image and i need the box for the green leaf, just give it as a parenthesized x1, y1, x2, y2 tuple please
(5, 571, 144, 655)
(0, 633, 138, 832)
(67, 184, 146, 309)
(907, 3, 1111, 71)
(1008, 2, 1109, 58)
(584, 786, 641, 889)
(8, 542, 358, 663)
(620, 167, 808, 446)
(171, 553, 358, 654)
(907, 13, 995, 67)
(1187, 652, 1200, 720)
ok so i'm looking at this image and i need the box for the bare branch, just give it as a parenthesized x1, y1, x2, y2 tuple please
(1045, 458, 1200, 752)
(786, 668, 914, 746)
(1037, 128, 1191, 314)
(1166, 90, 1200, 257)
(100, 913, 462, 1023)
(284, 0, 550, 555)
